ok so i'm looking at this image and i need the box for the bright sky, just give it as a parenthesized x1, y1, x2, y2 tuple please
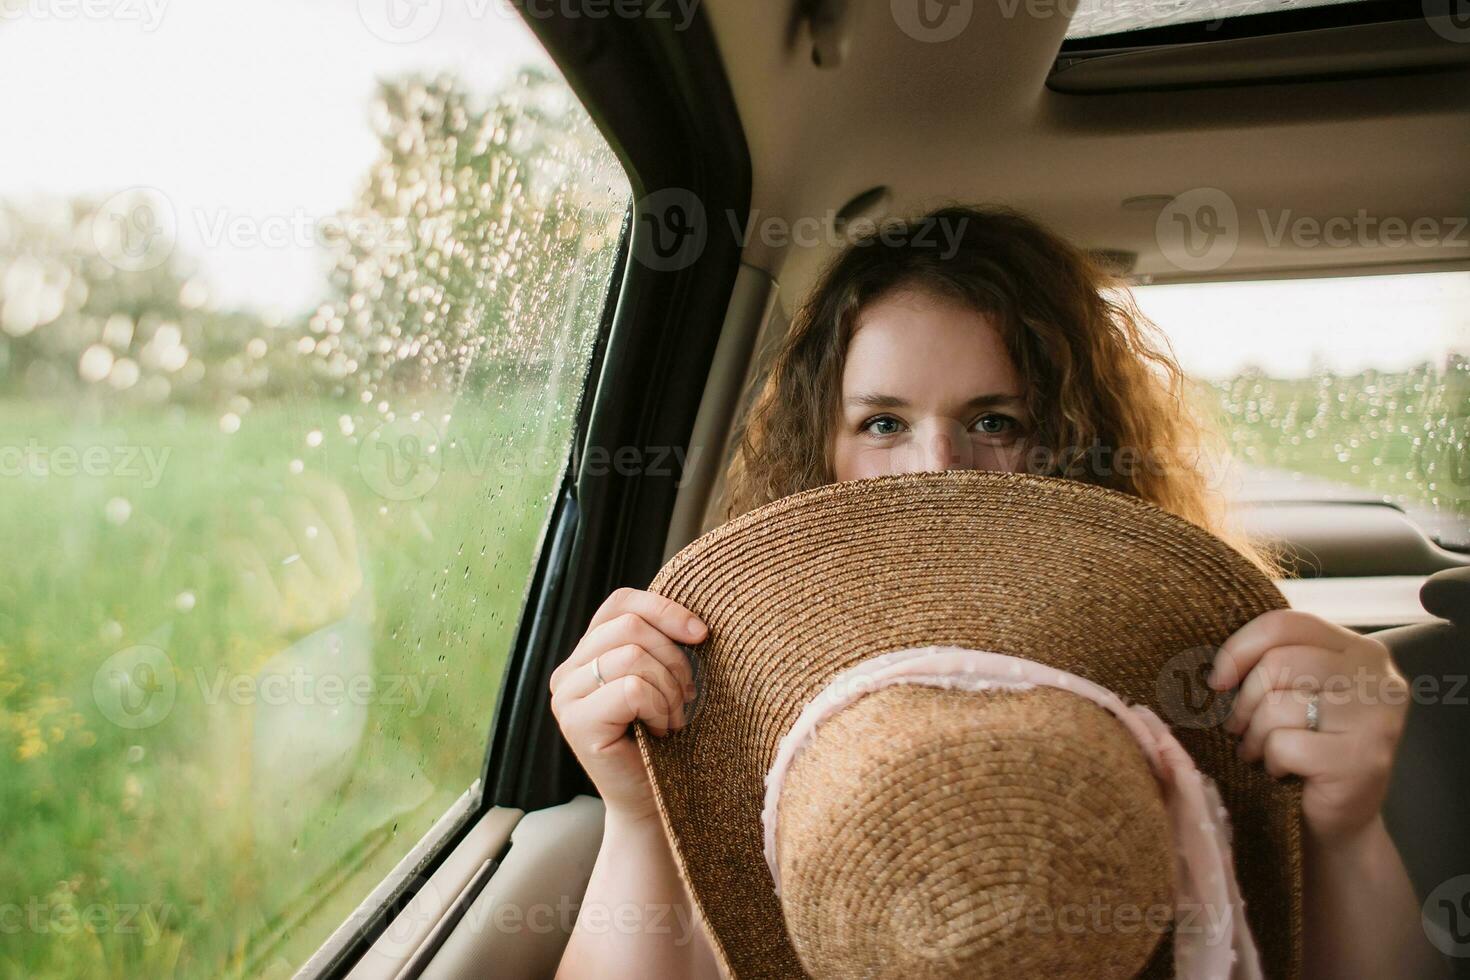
(1132, 273, 1470, 379)
(0, 0, 551, 315)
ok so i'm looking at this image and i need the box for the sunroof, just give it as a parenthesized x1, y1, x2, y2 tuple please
(1064, 0, 1376, 39)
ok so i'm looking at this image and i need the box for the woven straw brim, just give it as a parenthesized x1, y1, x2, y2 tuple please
(636, 470, 1302, 979)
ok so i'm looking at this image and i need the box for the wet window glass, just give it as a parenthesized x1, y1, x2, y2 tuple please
(0, 3, 631, 976)
(1134, 272, 1470, 550)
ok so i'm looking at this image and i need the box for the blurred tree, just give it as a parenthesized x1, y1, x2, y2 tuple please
(0, 67, 626, 418)
(309, 67, 627, 413)
(0, 196, 308, 406)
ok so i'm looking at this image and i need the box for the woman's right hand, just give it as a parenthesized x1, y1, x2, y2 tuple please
(549, 587, 706, 822)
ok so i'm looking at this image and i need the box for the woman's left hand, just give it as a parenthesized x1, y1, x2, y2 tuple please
(1209, 609, 1411, 847)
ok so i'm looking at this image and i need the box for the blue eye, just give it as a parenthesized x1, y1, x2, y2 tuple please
(862, 415, 903, 436)
(974, 414, 1017, 435)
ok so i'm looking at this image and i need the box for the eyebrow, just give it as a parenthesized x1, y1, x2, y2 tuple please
(843, 392, 1025, 411)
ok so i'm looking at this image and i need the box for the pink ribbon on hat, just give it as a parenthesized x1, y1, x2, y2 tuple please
(761, 645, 1262, 980)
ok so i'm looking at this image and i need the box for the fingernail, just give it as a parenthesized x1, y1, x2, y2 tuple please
(685, 683, 697, 700)
(686, 616, 706, 640)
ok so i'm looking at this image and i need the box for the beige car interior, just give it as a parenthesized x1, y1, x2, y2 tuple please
(340, 1, 1470, 975)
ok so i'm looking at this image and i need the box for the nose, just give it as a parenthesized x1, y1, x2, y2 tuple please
(891, 418, 976, 475)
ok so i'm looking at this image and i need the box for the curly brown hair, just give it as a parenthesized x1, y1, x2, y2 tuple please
(720, 204, 1275, 573)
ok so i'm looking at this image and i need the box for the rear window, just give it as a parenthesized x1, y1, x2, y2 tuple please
(0, 3, 631, 976)
(1134, 271, 1470, 550)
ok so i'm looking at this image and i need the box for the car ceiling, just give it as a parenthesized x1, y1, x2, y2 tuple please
(701, 1, 1470, 315)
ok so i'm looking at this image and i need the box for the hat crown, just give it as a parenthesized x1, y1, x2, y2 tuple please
(776, 685, 1175, 979)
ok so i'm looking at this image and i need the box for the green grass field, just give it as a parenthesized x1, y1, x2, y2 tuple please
(1, 366, 1464, 978)
(0, 392, 566, 978)
(1200, 367, 1470, 544)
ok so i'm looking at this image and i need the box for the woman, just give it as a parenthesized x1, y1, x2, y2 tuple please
(550, 206, 1436, 979)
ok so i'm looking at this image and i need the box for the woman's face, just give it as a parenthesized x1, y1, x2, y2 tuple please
(831, 286, 1030, 481)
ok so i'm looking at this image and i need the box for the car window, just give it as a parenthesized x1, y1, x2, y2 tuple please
(1065, 0, 1374, 39)
(0, 4, 631, 977)
(1134, 272, 1470, 550)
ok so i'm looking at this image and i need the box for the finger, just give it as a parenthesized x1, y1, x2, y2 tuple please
(221, 536, 285, 627)
(282, 493, 363, 608)
(281, 494, 344, 582)
(256, 514, 315, 592)
(299, 475, 360, 570)
(1225, 645, 1339, 735)
(553, 612, 696, 696)
(1210, 609, 1356, 691)
(1260, 727, 1339, 780)
(584, 613, 696, 691)
(561, 672, 679, 748)
(555, 644, 687, 728)
(254, 511, 297, 566)
(588, 587, 707, 645)
(1239, 691, 1333, 761)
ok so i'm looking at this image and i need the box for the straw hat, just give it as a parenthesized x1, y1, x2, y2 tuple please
(635, 470, 1302, 979)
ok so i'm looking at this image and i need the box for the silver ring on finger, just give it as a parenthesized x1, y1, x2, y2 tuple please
(1304, 691, 1321, 732)
(592, 654, 607, 688)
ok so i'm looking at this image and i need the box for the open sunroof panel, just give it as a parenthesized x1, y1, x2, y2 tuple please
(1062, 0, 1439, 49)
(1051, 0, 1469, 91)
